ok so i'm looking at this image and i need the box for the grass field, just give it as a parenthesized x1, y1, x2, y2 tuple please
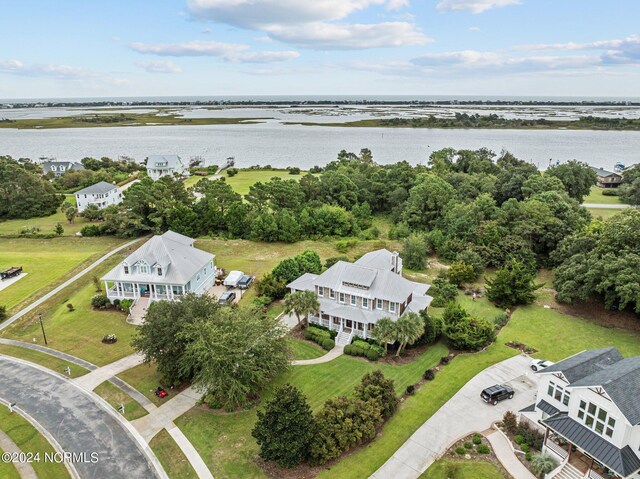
(420, 459, 506, 479)
(149, 429, 198, 479)
(0, 196, 92, 237)
(94, 380, 148, 421)
(0, 236, 125, 314)
(0, 451, 19, 479)
(183, 174, 220, 189)
(587, 207, 624, 220)
(289, 338, 325, 360)
(584, 186, 624, 205)
(0, 405, 71, 479)
(118, 362, 168, 407)
(224, 169, 306, 195)
(1, 244, 142, 365)
(0, 344, 89, 378)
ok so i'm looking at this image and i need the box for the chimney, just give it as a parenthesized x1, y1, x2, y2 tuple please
(391, 251, 399, 274)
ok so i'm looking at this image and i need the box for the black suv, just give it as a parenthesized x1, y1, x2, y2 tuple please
(480, 384, 514, 405)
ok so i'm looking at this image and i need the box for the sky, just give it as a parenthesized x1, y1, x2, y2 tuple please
(1, 0, 640, 99)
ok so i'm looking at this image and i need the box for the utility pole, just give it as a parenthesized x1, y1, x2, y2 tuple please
(37, 314, 48, 345)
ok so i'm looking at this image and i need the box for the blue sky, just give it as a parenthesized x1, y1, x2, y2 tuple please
(1, 0, 640, 98)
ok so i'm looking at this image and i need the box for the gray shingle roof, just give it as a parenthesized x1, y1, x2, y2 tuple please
(160, 230, 194, 246)
(543, 413, 640, 477)
(42, 161, 84, 172)
(75, 181, 118, 196)
(147, 155, 184, 169)
(355, 249, 398, 271)
(540, 348, 624, 383)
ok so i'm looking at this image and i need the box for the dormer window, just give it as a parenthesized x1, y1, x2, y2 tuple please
(157, 267, 162, 276)
(318, 287, 324, 297)
(123, 265, 129, 274)
(376, 299, 383, 310)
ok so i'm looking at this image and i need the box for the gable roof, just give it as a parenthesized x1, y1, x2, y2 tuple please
(160, 230, 194, 247)
(355, 249, 398, 271)
(75, 181, 118, 196)
(147, 155, 184, 169)
(540, 347, 624, 383)
(42, 161, 84, 172)
(101, 231, 213, 284)
(591, 167, 621, 178)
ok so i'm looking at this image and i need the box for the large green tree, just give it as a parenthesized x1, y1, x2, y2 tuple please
(546, 160, 597, 203)
(619, 178, 640, 206)
(401, 174, 456, 229)
(371, 317, 396, 353)
(486, 259, 541, 308)
(392, 312, 425, 357)
(353, 370, 398, 419)
(442, 303, 495, 350)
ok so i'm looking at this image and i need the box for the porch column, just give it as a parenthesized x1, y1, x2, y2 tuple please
(104, 281, 110, 296)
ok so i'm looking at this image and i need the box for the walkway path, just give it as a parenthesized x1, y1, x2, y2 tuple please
(292, 345, 344, 365)
(486, 428, 537, 479)
(371, 355, 538, 479)
(0, 238, 142, 331)
(0, 273, 27, 293)
(582, 203, 630, 209)
(74, 352, 145, 391)
(0, 355, 165, 479)
(0, 429, 38, 479)
(167, 425, 214, 479)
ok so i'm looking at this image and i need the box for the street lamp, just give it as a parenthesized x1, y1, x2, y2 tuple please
(37, 313, 48, 345)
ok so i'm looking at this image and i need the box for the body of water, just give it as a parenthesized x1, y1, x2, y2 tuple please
(0, 122, 638, 170)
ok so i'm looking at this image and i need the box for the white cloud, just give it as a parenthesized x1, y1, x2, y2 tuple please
(186, 0, 425, 50)
(436, 0, 521, 14)
(468, 26, 481, 32)
(130, 40, 299, 63)
(136, 60, 182, 73)
(0, 59, 96, 79)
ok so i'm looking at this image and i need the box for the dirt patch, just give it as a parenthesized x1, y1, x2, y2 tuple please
(505, 341, 538, 354)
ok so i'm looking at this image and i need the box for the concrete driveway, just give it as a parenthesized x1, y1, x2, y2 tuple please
(371, 354, 538, 479)
(207, 284, 243, 303)
(0, 355, 164, 479)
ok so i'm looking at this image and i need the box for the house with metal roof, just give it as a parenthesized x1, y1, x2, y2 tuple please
(592, 167, 623, 189)
(101, 231, 215, 304)
(41, 160, 84, 177)
(286, 249, 431, 346)
(522, 348, 640, 479)
(75, 181, 122, 212)
(146, 155, 188, 181)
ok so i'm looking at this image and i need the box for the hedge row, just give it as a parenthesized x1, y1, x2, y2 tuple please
(344, 340, 385, 361)
(305, 326, 335, 350)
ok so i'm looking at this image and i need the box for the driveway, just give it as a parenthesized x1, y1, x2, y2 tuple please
(371, 354, 538, 479)
(0, 355, 164, 479)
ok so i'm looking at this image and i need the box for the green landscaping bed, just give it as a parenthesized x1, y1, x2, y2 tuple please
(149, 429, 198, 479)
(0, 236, 125, 313)
(420, 459, 506, 479)
(94, 381, 148, 421)
(0, 405, 71, 479)
(0, 344, 89, 378)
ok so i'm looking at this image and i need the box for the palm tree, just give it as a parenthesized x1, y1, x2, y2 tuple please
(371, 317, 396, 354)
(284, 290, 319, 327)
(393, 313, 425, 357)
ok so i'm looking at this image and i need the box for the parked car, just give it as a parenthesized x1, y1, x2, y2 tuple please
(530, 359, 555, 372)
(238, 275, 254, 290)
(481, 384, 514, 405)
(218, 291, 236, 305)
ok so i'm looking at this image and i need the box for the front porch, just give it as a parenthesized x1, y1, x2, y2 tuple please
(104, 280, 187, 302)
(544, 430, 620, 479)
(308, 314, 374, 340)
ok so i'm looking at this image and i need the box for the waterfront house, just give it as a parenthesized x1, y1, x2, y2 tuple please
(592, 167, 623, 189)
(101, 231, 215, 304)
(522, 348, 640, 479)
(75, 181, 122, 212)
(42, 160, 84, 177)
(146, 155, 187, 180)
(286, 249, 431, 346)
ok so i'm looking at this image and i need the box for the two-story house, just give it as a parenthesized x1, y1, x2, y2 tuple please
(146, 155, 187, 181)
(75, 181, 122, 212)
(101, 231, 216, 305)
(286, 249, 431, 346)
(592, 167, 623, 189)
(522, 348, 640, 479)
(42, 160, 84, 177)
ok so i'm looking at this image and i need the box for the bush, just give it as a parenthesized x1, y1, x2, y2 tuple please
(406, 385, 415, 395)
(66, 303, 75, 312)
(288, 167, 301, 175)
(464, 441, 473, 449)
(0, 306, 6, 322)
(423, 369, 435, 381)
(91, 294, 110, 309)
(530, 453, 558, 477)
(514, 435, 524, 445)
(354, 370, 398, 420)
(80, 224, 104, 237)
(226, 168, 239, 177)
(517, 421, 544, 450)
(602, 189, 619, 196)
(335, 238, 359, 253)
(472, 434, 482, 445)
(502, 411, 518, 436)
(309, 165, 323, 173)
(119, 299, 134, 313)
(494, 312, 509, 329)
(525, 452, 532, 461)
(321, 338, 335, 350)
(476, 444, 490, 454)
(440, 356, 450, 365)
(521, 443, 530, 453)
(455, 447, 466, 455)
(344, 339, 384, 361)
(429, 273, 459, 307)
(442, 303, 496, 351)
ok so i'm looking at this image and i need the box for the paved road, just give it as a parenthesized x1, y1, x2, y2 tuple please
(582, 203, 631, 209)
(371, 355, 538, 479)
(0, 239, 141, 331)
(0, 355, 163, 479)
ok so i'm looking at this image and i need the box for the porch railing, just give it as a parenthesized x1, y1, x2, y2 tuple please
(546, 439, 568, 460)
(587, 469, 606, 479)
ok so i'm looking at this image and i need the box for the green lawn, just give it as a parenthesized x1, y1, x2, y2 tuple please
(0, 405, 71, 479)
(149, 429, 197, 479)
(224, 169, 306, 196)
(94, 380, 148, 421)
(1, 250, 141, 366)
(289, 338, 325, 360)
(587, 208, 623, 220)
(584, 186, 623, 205)
(420, 459, 506, 479)
(0, 236, 125, 314)
(0, 344, 89, 378)
(118, 362, 168, 407)
(0, 450, 20, 479)
(0, 196, 93, 237)
(183, 174, 219, 189)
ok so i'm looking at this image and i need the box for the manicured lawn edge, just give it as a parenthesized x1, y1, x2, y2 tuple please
(149, 429, 198, 479)
(0, 344, 89, 378)
(94, 381, 148, 421)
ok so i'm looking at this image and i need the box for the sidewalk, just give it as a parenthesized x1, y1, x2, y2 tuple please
(74, 352, 145, 391)
(0, 429, 38, 479)
(292, 345, 344, 365)
(486, 428, 537, 479)
(132, 387, 201, 441)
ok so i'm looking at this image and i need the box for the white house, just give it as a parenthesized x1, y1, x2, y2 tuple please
(146, 155, 187, 181)
(101, 231, 215, 303)
(75, 181, 122, 212)
(286, 249, 431, 346)
(522, 348, 640, 479)
(42, 160, 84, 177)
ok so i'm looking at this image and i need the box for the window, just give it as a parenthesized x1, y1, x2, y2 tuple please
(329, 289, 335, 299)
(350, 295, 356, 306)
(548, 381, 571, 406)
(123, 265, 129, 274)
(376, 299, 383, 310)
(157, 267, 162, 276)
(339, 292, 345, 304)
(389, 302, 396, 313)
(197, 274, 201, 282)
(318, 287, 324, 297)
(362, 298, 369, 308)
(579, 401, 616, 438)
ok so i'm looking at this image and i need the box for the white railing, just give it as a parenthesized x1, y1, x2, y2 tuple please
(108, 288, 136, 298)
(545, 440, 568, 460)
(587, 469, 606, 479)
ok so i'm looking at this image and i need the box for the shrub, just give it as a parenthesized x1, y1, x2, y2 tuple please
(602, 189, 619, 196)
(288, 167, 301, 175)
(464, 441, 473, 449)
(525, 452, 532, 461)
(521, 443, 530, 453)
(477, 444, 490, 454)
(226, 168, 238, 177)
(494, 312, 509, 329)
(309, 165, 323, 174)
(335, 238, 359, 253)
(423, 369, 435, 381)
(119, 299, 134, 313)
(530, 453, 558, 477)
(472, 434, 482, 445)
(502, 411, 518, 436)
(440, 356, 450, 365)
(366, 348, 383, 361)
(455, 447, 466, 455)
(406, 385, 415, 395)
(517, 421, 544, 450)
(354, 370, 398, 420)
(321, 338, 335, 350)
(514, 435, 524, 445)
(91, 294, 110, 309)
(66, 303, 75, 312)
(80, 224, 104, 237)
(0, 306, 6, 322)
(344, 339, 384, 361)
(442, 303, 496, 351)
